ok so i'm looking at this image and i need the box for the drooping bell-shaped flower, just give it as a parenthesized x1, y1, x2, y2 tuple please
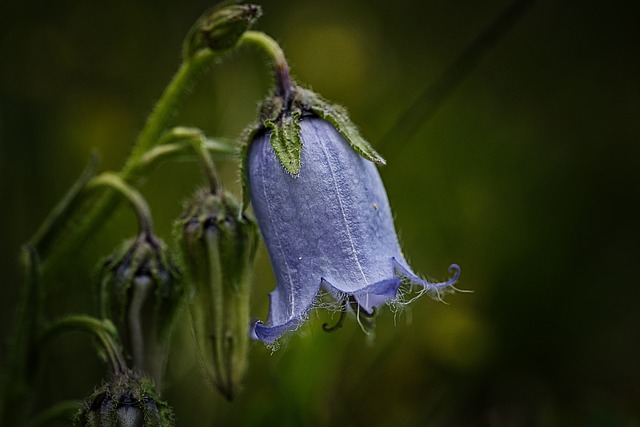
(244, 84, 461, 345)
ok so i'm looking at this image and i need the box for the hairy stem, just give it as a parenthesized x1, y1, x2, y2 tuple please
(239, 31, 293, 99)
(87, 172, 154, 235)
(40, 51, 216, 277)
(39, 315, 127, 374)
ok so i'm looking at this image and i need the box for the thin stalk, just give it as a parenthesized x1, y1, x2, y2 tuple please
(122, 51, 216, 175)
(139, 133, 235, 170)
(39, 315, 127, 374)
(0, 246, 43, 426)
(26, 400, 83, 427)
(29, 154, 99, 256)
(87, 172, 154, 235)
(40, 51, 216, 277)
(239, 31, 293, 99)
(379, 0, 536, 156)
(191, 135, 221, 194)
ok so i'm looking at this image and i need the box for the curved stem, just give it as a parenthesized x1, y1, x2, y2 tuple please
(190, 134, 220, 194)
(379, 0, 536, 155)
(87, 172, 154, 235)
(139, 131, 235, 170)
(0, 246, 43, 426)
(122, 50, 216, 175)
(239, 31, 294, 99)
(39, 315, 127, 374)
(26, 400, 83, 427)
(41, 52, 216, 277)
(29, 154, 99, 255)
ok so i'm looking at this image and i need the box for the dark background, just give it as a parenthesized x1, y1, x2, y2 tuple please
(1, 0, 639, 425)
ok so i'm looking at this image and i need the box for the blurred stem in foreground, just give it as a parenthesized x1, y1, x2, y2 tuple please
(26, 400, 84, 427)
(0, 246, 44, 426)
(379, 0, 537, 160)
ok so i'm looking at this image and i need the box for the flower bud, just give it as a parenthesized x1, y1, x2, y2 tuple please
(183, 3, 262, 59)
(177, 188, 258, 400)
(100, 233, 182, 383)
(76, 371, 174, 427)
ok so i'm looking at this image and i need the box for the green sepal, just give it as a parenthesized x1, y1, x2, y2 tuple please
(239, 122, 261, 211)
(297, 87, 386, 165)
(264, 108, 303, 175)
(240, 84, 385, 210)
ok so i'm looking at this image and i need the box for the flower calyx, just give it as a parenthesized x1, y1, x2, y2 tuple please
(240, 84, 386, 208)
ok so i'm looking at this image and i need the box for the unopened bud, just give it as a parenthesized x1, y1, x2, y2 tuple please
(100, 233, 182, 383)
(183, 3, 262, 59)
(76, 371, 174, 426)
(177, 188, 257, 400)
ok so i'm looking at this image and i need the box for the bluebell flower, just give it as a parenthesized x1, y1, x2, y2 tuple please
(246, 115, 461, 345)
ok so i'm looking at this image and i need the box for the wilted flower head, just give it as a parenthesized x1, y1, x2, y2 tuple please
(245, 91, 461, 344)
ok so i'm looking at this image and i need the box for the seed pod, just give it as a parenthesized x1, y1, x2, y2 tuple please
(177, 188, 258, 400)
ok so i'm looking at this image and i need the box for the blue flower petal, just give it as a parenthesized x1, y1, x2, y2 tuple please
(393, 258, 462, 300)
(248, 117, 460, 344)
(252, 316, 306, 345)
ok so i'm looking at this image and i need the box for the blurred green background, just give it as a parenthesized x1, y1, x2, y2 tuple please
(1, 0, 639, 426)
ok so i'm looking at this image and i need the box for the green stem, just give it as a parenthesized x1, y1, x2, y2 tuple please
(139, 128, 235, 169)
(39, 315, 127, 374)
(40, 51, 216, 277)
(26, 400, 83, 427)
(29, 154, 99, 256)
(122, 51, 216, 175)
(87, 172, 154, 235)
(239, 31, 293, 98)
(0, 246, 43, 426)
(190, 133, 220, 194)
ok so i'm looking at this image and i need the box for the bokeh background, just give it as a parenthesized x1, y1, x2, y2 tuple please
(1, 0, 639, 425)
